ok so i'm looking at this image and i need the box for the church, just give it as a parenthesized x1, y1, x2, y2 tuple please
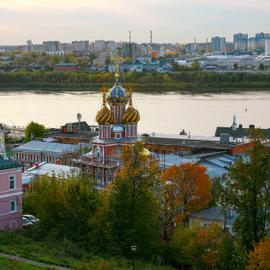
(78, 72, 140, 188)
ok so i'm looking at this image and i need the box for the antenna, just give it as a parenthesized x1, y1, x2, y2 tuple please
(150, 30, 152, 44)
(129, 30, 131, 44)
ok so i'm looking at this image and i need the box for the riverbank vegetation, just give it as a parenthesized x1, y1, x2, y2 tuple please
(1, 140, 270, 269)
(1, 70, 270, 92)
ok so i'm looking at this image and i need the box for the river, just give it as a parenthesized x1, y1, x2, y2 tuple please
(1, 91, 269, 136)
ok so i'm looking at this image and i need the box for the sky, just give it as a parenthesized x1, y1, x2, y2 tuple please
(1, 0, 270, 45)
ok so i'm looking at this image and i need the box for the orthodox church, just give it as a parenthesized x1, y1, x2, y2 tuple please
(79, 72, 140, 187)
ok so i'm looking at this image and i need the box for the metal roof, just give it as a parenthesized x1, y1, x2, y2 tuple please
(14, 141, 79, 154)
(0, 156, 22, 171)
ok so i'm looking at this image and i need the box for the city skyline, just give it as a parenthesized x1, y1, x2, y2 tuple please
(1, 0, 270, 45)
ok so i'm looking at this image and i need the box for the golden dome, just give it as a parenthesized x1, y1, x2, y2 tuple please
(96, 106, 113, 125)
(123, 106, 140, 124)
(96, 86, 113, 125)
(123, 86, 140, 124)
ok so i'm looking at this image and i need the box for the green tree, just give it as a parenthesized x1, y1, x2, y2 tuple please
(107, 142, 162, 258)
(24, 175, 97, 242)
(221, 137, 270, 250)
(24, 121, 46, 142)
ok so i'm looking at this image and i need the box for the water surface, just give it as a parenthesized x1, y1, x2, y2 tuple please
(1, 91, 269, 136)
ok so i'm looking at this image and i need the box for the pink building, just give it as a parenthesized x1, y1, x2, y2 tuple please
(0, 156, 23, 230)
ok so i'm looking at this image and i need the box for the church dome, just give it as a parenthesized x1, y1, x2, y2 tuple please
(123, 106, 140, 124)
(96, 106, 113, 125)
(107, 80, 128, 105)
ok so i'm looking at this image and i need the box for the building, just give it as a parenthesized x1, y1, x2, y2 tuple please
(0, 156, 23, 230)
(211, 36, 226, 53)
(13, 141, 81, 166)
(71, 40, 89, 52)
(265, 39, 270, 55)
(43, 41, 60, 52)
(75, 75, 140, 188)
(248, 37, 256, 52)
(22, 162, 80, 191)
(144, 134, 253, 156)
(255, 32, 270, 52)
(233, 33, 248, 52)
(190, 206, 235, 233)
(215, 124, 270, 140)
(54, 62, 79, 72)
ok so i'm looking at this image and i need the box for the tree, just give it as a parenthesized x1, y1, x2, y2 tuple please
(24, 121, 46, 142)
(161, 163, 212, 237)
(248, 238, 270, 270)
(106, 142, 162, 258)
(24, 175, 97, 243)
(221, 139, 270, 250)
(169, 224, 237, 270)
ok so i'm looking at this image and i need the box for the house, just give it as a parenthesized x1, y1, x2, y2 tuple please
(13, 140, 81, 166)
(190, 206, 236, 234)
(215, 124, 270, 140)
(22, 162, 80, 191)
(0, 156, 23, 230)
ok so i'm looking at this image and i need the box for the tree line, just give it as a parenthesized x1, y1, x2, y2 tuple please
(1, 70, 270, 90)
(23, 136, 270, 269)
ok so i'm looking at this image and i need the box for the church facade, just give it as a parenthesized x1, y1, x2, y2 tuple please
(78, 75, 140, 188)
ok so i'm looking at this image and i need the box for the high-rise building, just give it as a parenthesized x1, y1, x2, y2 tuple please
(71, 40, 89, 52)
(93, 40, 106, 52)
(43, 41, 60, 52)
(233, 33, 248, 52)
(248, 37, 256, 52)
(265, 39, 270, 55)
(255, 32, 270, 52)
(211, 36, 226, 53)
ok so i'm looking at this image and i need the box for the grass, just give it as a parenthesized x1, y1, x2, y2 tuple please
(0, 257, 47, 270)
(0, 231, 173, 270)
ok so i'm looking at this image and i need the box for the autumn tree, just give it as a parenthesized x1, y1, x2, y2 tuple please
(107, 142, 162, 258)
(169, 224, 237, 270)
(221, 139, 270, 250)
(248, 238, 270, 270)
(24, 121, 46, 142)
(161, 163, 212, 238)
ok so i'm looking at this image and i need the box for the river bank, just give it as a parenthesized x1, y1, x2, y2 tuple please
(1, 70, 270, 93)
(0, 82, 270, 93)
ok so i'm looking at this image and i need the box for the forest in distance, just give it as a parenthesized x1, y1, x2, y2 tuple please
(1, 70, 270, 92)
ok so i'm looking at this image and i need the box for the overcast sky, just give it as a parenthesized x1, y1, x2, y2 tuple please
(1, 0, 270, 44)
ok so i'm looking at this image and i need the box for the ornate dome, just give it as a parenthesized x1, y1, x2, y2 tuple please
(107, 80, 128, 105)
(123, 106, 140, 124)
(96, 106, 113, 125)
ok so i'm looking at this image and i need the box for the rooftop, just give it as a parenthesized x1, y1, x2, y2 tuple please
(144, 135, 240, 150)
(14, 141, 80, 154)
(26, 162, 79, 178)
(0, 156, 22, 171)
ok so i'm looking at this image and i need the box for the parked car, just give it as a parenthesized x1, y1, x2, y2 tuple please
(23, 216, 33, 228)
(23, 214, 40, 225)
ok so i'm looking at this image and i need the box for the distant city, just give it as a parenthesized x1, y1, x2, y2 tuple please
(1, 31, 270, 72)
